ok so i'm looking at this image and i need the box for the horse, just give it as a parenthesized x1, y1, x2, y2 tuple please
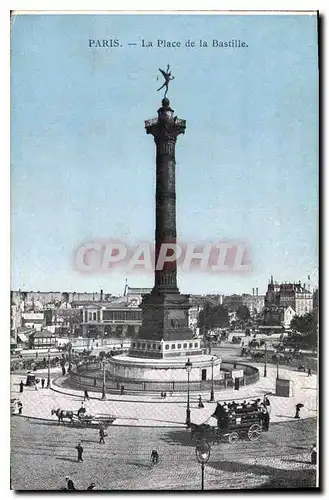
(51, 408, 75, 424)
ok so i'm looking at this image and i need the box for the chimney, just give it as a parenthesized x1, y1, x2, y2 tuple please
(252, 288, 255, 296)
(256, 287, 258, 296)
(100, 289, 103, 302)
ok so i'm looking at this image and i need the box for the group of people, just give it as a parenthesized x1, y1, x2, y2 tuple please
(212, 396, 271, 431)
(19, 378, 46, 392)
(160, 392, 167, 399)
(64, 477, 95, 491)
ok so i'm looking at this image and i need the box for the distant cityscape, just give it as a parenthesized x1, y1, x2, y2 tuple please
(11, 276, 318, 350)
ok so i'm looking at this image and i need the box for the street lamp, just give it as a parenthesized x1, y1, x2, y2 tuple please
(101, 357, 106, 400)
(196, 441, 211, 490)
(47, 348, 51, 388)
(68, 342, 72, 373)
(276, 355, 280, 380)
(185, 358, 192, 426)
(210, 357, 214, 402)
(263, 342, 267, 377)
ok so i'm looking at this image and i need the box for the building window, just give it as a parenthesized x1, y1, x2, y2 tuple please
(194, 342, 198, 348)
(142, 343, 146, 349)
(165, 345, 169, 350)
(189, 343, 193, 348)
(171, 344, 176, 349)
(132, 343, 135, 348)
(147, 344, 151, 350)
(178, 344, 182, 349)
(93, 312, 97, 321)
(183, 343, 187, 348)
(152, 344, 156, 349)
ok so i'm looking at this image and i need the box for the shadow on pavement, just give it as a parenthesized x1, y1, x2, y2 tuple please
(208, 459, 316, 489)
(159, 429, 194, 447)
(55, 457, 79, 463)
(126, 461, 154, 470)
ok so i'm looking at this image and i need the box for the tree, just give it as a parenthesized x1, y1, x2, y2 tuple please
(290, 312, 316, 334)
(236, 305, 250, 322)
(197, 301, 229, 332)
(290, 310, 318, 348)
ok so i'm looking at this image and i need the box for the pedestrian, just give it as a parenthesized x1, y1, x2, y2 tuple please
(263, 395, 271, 414)
(294, 403, 303, 419)
(99, 426, 107, 444)
(84, 389, 89, 401)
(198, 395, 204, 409)
(261, 407, 270, 431)
(151, 450, 159, 464)
(19, 380, 24, 393)
(76, 442, 84, 462)
(34, 380, 38, 391)
(17, 401, 23, 415)
(65, 477, 76, 490)
(120, 384, 124, 395)
(163, 392, 167, 399)
(310, 443, 317, 464)
(93, 377, 97, 387)
(308, 367, 312, 377)
(41, 378, 45, 389)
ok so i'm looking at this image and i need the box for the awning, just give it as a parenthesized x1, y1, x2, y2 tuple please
(18, 333, 28, 342)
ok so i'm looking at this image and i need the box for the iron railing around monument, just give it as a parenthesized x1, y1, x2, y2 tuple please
(69, 360, 259, 393)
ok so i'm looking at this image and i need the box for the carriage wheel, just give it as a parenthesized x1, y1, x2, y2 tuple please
(228, 432, 239, 444)
(248, 423, 261, 441)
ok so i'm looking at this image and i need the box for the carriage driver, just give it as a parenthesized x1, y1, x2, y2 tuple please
(77, 402, 86, 418)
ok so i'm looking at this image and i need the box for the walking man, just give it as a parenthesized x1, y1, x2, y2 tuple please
(17, 401, 23, 415)
(151, 450, 159, 464)
(41, 378, 45, 389)
(76, 442, 84, 462)
(308, 367, 312, 377)
(99, 426, 107, 444)
(120, 384, 124, 395)
(84, 389, 89, 401)
(19, 380, 24, 393)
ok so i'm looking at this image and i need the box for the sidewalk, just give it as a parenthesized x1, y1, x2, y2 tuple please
(10, 364, 317, 428)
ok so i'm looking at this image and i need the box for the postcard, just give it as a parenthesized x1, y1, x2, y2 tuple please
(10, 11, 319, 491)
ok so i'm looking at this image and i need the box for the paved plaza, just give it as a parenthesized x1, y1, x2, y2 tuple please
(10, 352, 318, 490)
(11, 360, 317, 428)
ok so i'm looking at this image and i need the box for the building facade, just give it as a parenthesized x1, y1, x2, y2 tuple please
(223, 290, 265, 315)
(265, 277, 313, 315)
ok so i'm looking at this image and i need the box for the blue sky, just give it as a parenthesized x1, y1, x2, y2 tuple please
(11, 13, 318, 296)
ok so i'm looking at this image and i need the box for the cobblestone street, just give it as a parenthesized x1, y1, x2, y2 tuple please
(11, 416, 316, 490)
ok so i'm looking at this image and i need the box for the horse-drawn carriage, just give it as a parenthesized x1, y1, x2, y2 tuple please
(51, 408, 115, 428)
(189, 402, 269, 445)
